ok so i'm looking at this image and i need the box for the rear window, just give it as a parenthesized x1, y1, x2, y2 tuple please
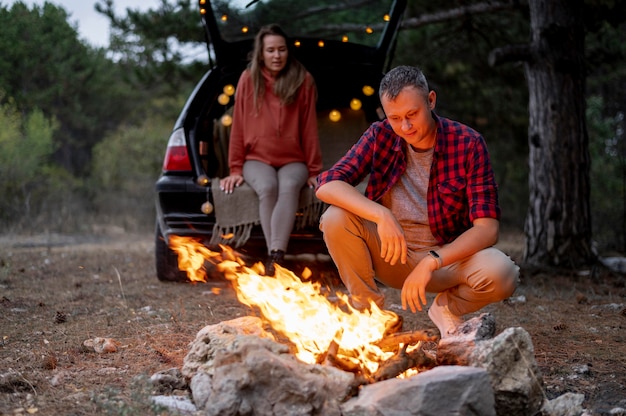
(209, 0, 396, 47)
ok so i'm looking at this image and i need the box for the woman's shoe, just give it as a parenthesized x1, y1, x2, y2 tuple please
(265, 250, 285, 276)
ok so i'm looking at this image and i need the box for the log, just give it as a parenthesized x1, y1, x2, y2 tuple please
(372, 344, 437, 382)
(374, 329, 439, 352)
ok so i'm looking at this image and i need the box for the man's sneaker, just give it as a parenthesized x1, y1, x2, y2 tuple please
(428, 293, 463, 339)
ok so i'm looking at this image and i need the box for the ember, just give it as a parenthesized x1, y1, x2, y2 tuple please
(169, 236, 437, 380)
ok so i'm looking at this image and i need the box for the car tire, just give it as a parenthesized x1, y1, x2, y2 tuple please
(155, 223, 189, 282)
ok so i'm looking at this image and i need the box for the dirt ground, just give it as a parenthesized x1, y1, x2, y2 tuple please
(0, 231, 624, 415)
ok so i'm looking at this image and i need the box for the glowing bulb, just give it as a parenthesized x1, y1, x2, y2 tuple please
(365, 26, 373, 34)
(294, 40, 301, 47)
(241, 26, 249, 33)
(342, 35, 349, 42)
(350, 98, 362, 111)
(221, 14, 227, 21)
(362, 85, 375, 96)
(223, 84, 235, 96)
(217, 93, 230, 105)
(329, 110, 341, 122)
(199, 0, 206, 4)
(201, 201, 214, 214)
(383, 14, 390, 21)
(318, 40, 325, 47)
(221, 114, 233, 127)
(200, 8, 206, 14)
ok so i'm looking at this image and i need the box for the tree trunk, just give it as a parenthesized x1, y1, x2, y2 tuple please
(523, 0, 594, 268)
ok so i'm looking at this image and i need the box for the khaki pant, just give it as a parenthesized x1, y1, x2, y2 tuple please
(320, 205, 519, 315)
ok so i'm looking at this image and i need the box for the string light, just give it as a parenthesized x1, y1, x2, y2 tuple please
(329, 110, 341, 122)
(350, 98, 362, 111)
(241, 26, 249, 33)
(383, 14, 390, 21)
(318, 40, 325, 48)
(221, 114, 233, 127)
(365, 26, 373, 34)
(223, 84, 235, 96)
(362, 85, 375, 96)
(342, 35, 349, 42)
(199, 0, 206, 4)
(294, 40, 301, 47)
(217, 94, 230, 105)
(221, 14, 228, 21)
(200, 8, 206, 14)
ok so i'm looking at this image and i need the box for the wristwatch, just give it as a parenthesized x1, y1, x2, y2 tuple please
(428, 250, 443, 270)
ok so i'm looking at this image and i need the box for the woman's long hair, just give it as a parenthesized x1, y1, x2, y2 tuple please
(248, 24, 307, 109)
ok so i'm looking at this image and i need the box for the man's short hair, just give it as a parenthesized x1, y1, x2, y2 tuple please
(379, 66, 430, 100)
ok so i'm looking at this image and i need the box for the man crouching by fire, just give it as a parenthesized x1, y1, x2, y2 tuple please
(315, 65, 519, 339)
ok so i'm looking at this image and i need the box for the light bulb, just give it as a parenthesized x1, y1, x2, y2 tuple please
(217, 94, 230, 105)
(329, 110, 341, 122)
(350, 98, 362, 111)
(223, 84, 235, 96)
(201, 201, 214, 214)
(221, 114, 233, 126)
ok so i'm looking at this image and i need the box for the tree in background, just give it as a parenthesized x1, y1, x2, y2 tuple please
(0, 2, 136, 175)
(490, 0, 626, 266)
(0, 97, 58, 230)
(95, 0, 207, 92)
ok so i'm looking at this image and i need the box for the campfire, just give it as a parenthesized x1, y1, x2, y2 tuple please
(169, 236, 439, 383)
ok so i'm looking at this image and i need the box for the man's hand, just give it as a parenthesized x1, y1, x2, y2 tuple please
(401, 256, 438, 313)
(376, 210, 407, 266)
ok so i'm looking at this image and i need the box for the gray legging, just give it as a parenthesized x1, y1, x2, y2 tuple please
(243, 160, 308, 254)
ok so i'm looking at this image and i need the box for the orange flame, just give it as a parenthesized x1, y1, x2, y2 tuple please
(169, 236, 400, 376)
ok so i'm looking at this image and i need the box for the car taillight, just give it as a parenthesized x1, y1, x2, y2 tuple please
(162, 128, 192, 172)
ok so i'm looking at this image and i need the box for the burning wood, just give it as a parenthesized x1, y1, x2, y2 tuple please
(170, 236, 437, 382)
(375, 329, 439, 352)
(372, 343, 437, 382)
(320, 329, 439, 383)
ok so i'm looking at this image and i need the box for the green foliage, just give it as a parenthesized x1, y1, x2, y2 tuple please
(587, 95, 625, 252)
(391, 4, 530, 228)
(0, 2, 138, 175)
(0, 96, 58, 226)
(96, 0, 207, 91)
(89, 96, 184, 230)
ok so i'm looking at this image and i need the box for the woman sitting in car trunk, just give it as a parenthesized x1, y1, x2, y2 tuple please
(219, 24, 322, 276)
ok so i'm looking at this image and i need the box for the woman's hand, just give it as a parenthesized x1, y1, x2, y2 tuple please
(219, 175, 244, 193)
(306, 176, 317, 189)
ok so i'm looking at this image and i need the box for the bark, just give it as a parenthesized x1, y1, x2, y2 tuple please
(523, 0, 594, 268)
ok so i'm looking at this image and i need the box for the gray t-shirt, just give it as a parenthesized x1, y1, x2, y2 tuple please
(380, 145, 438, 250)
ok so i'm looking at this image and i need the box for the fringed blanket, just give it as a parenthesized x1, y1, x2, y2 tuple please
(209, 177, 326, 248)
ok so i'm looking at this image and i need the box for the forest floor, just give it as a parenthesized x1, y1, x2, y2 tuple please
(0, 230, 624, 415)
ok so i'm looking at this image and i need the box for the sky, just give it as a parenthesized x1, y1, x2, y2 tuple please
(7, 0, 160, 47)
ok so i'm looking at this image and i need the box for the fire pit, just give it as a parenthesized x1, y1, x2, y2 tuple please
(166, 236, 551, 416)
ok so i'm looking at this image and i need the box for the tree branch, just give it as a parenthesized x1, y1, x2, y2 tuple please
(294, 0, 379, 20)
(489, 44, 532, 66)
(309, 1, 527, 39)
(401, 0, 527, 29)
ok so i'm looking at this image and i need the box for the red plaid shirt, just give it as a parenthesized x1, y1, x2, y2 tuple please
(316, 113, 500, 244)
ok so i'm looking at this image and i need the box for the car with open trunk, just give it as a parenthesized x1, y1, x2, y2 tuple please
(155, 0, 407, 281)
